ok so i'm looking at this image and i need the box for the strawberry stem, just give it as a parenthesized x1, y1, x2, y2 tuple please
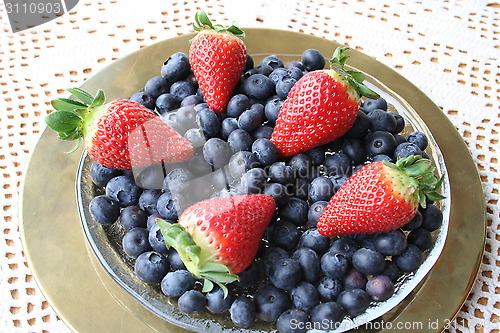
(193, 11, 245, 37)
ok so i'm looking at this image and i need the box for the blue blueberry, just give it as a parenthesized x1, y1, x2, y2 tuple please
(235, 262, 262, 288)
(289, 67, 304, 81)
(301, 49, 325, 71)
(324, 153, 352, 176)
(221, 117, 239, 139)
(367, 109, 397, 133)
(252, 138, 280, 166)
(299, 228, 330, 254)
(106, 176, 142, 207)
(246, 64, 273, 76)
(421, 204, 443, 231)
(342, 138, 367, 165)
(268, 162, 295, 186)
(120, 205, 148, 230)
(250, 102, 265, 116)
(362, 97, 388, 112)
(180, 94, 203, 107)
(148, 223, 168, 253)
(134, 251, 169, 283)
(137, 190, 161, 215)
(228, 129, 253, 152)
(393, 142, 424, 160)
(267, 257, 302, 290)
(329, 238, 359, 261)
(310, 302, 344, 329)
(206, 287, 234, 314)
(238, 108, 263, 132)
(307, 201, 327, 227)
(407, 228, 433, 251)
(145, 76, 170, 99)
(276, 77, 297, 99)
(317, 277, 343, 302)
(291, 247, 321, 283)
(289, 154, 311, 178)
(238, 167, 267, 194)
(122, 227, 152, 259)
(230, 296, 256, 328)
(243, 74, 275, 100)
(321, 252, 350, 280)
(346, 111, 369, 138)
(161, 52, 190, 82)
(263, 247, 289, 275)
(382, 260, 401, 282)
(291, 282, 320, 313)
(254, 284, 291, 321)
(161, 270, 195, 297)
(373, 230, 407, 256)
(178, 290, 206, 314)
(394, 133, 407, 146)
(128, 91, 156, 110)
(279, 197, 309, 227)
(228, 151, 260, 179)
(344, 269, 368, 290)
(269, 68, 291, 85)
(261, 55, 284, 69)
(244, 54, 254, 71)
(156, 192, 183, 220)
(389, 111, 406, 133)
(175, 105, 197, 129)
(168, 250, 186, 270)
(183, 128, 206, 148)
(407, 131, 428, 150)
(203, 138, 232, 168)
(293, 178, 310, 201)
(372, 154, 393, 162)
(304, 146, 325, 166)
(309, 176, 335, 202)
(364, 131, 397, 157)
(366, 275, 395, 302)
(264, 97, 283, 125)
(155, 93, 180, 115)
(170, 81, 197, 101)
(197, 108, 221, 138)
(393, 244, 423, 272)
(264, 182, 289, 206)
(402, 210, 423, 230)
(267, 221, 301, 251)
(163, 167, 194, 194)
(89, 195, 120, 225)
(360, 237, 377, 251)
(286, 61, 305, 71)
(277, 309, 309, 333)
(331, 175, 348, 192)
(146, 212, 164, 230)
(337, 289, 370, 316)
(352, 248, 386, 275)
(90, 162, 123, 188)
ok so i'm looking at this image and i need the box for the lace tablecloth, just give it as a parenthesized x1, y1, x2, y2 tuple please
(1, 0, 499, 332)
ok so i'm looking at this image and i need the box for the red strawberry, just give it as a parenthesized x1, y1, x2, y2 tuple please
(317, 156, 445, 237)
(270, 47, 380, 157)
(189, 11, 247, 113)
(157, 194, 275, 295)
(45, 88, 194, 169)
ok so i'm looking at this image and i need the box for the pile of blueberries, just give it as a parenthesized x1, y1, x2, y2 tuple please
(88, 49, 444, 332)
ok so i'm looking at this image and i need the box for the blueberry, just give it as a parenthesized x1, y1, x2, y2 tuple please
(247, 64, 274, 76)
(373, 230, 407, 256)
(291, 282, 320, 313)
(250, 102, 265, 116)
(263, 182, 289, 206)
(394, 134, 407, 146)
(146, 212, 165, 230)
(301, 49, 325, 71)
(408, 228, 433, 251)
(291, 247, 321, 283)
(389, 111, 405, 133)
(317, 277, 343, 302)
(344, 269, 368, 290)
(252, 138, 280, 166)
(267, 220, 301, 251)
(310, 302, 344, 329)
(329, 238, 359, 261)
(367, 109, 397, 133)
(221, 117, 239, 139)
(307, 201, 327, 227)
(364, 131, 397, 157)
(238, 167, 267, 194)
(293, 178, 310, 200)
(245, 54, 254, 71)
(261, 55, 284, 69)
(277, 309, 309, 333)
(366, 275, 395, 302)
(264, 97, 283, 125)
(128, 91, 156, 110)
(267, 257, 302, 290)
(337, 289, 370, 316)
(324, 153, 352, 176)
(382, 260, 401, 282)
(206, 287, 234, 314)
(254, 284, 291, 321)
(135, 165, 165, 189)
(203, 138, 232, 168)
(421, 204, 443, 231)
(194, 103, 208, 111)
(137, 190, 161, 215)
(372, 154, 394, 162)
(238, 109, 263, 132)
(321, 252, 350, 280)
(360, 237, 377, 251)
(230, 296, 256, 328)
(145, 76, 171, 99)
(342, 138, 367, 165)
(228, 151, 260, 179)
(279, 197, 309, 226)
(163, 167, 194, 194)
(120, 205, 148, 230)
(309, 176, 335, 202)
(299, 228, 330, 254)
(407, 131, 428, 150)
(134, 251, 169, 284)
(263, 247, 290, 275)
(331, 175, 348, 192)
(161, 270, 195, 297)
(276, 77, 297, 99)
(235, 262, 262, 288)
(122, 227, 152, 259)
(170, 81, 197, 101)
(180, 94, 203, 107)
(187, 155, 213, 177)
(393, 142, 424, 160)
(289, 154, 311, 178)
(362, 98, 388, 112)
(148, 223, 168, 253)
(175, 105, 197, 129)
(288, 67, 304, 81)
(286, 61, 305, 71)
(304, 146, 325, 166)
(197, 108, 221, 138)
(156, 192, 183, 220)
(228, 129, 253, 152)
(90, 162, 123, 187)
(178, 290, 206, 314)
(346, 111, 369, 138)
(268, 162, 295, 186)
(155, 93, 180, 115)
(161, 52, 190, 82)
(183, 128, 206, 148)
(393, 244, 423, 272)
(352, 248, 386, 275)
(243, 74, 275, 100)
(168, 250, 186, 270)
(269, 68, 291, 85)
(402, 210, 423, 230)
(106, 176, 142, 207)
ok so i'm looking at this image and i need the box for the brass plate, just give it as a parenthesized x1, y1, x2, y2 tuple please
(19, 29, 486, 333)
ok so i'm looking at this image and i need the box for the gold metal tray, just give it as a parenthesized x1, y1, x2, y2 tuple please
(19, 29, 486, 333)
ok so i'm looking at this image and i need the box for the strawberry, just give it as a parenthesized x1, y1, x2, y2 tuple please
(317, 155, 445, 237)
(270, 47, 380, 157)
(45, 88, 194, 169)
(157, 194, 275, 295)
(189, 11, 247, 113)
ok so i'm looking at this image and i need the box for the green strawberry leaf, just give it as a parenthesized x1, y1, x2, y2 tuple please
(202, 279, 214, 293)
(45, 110, 82, 133)
(347, 70, 365, 83)
(357, 84, 380, 99)
(51, 98, 87, 112)
(89, 89, 105, 108)
(67, 88, 94, 105)
(193, 11, 245, 37)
